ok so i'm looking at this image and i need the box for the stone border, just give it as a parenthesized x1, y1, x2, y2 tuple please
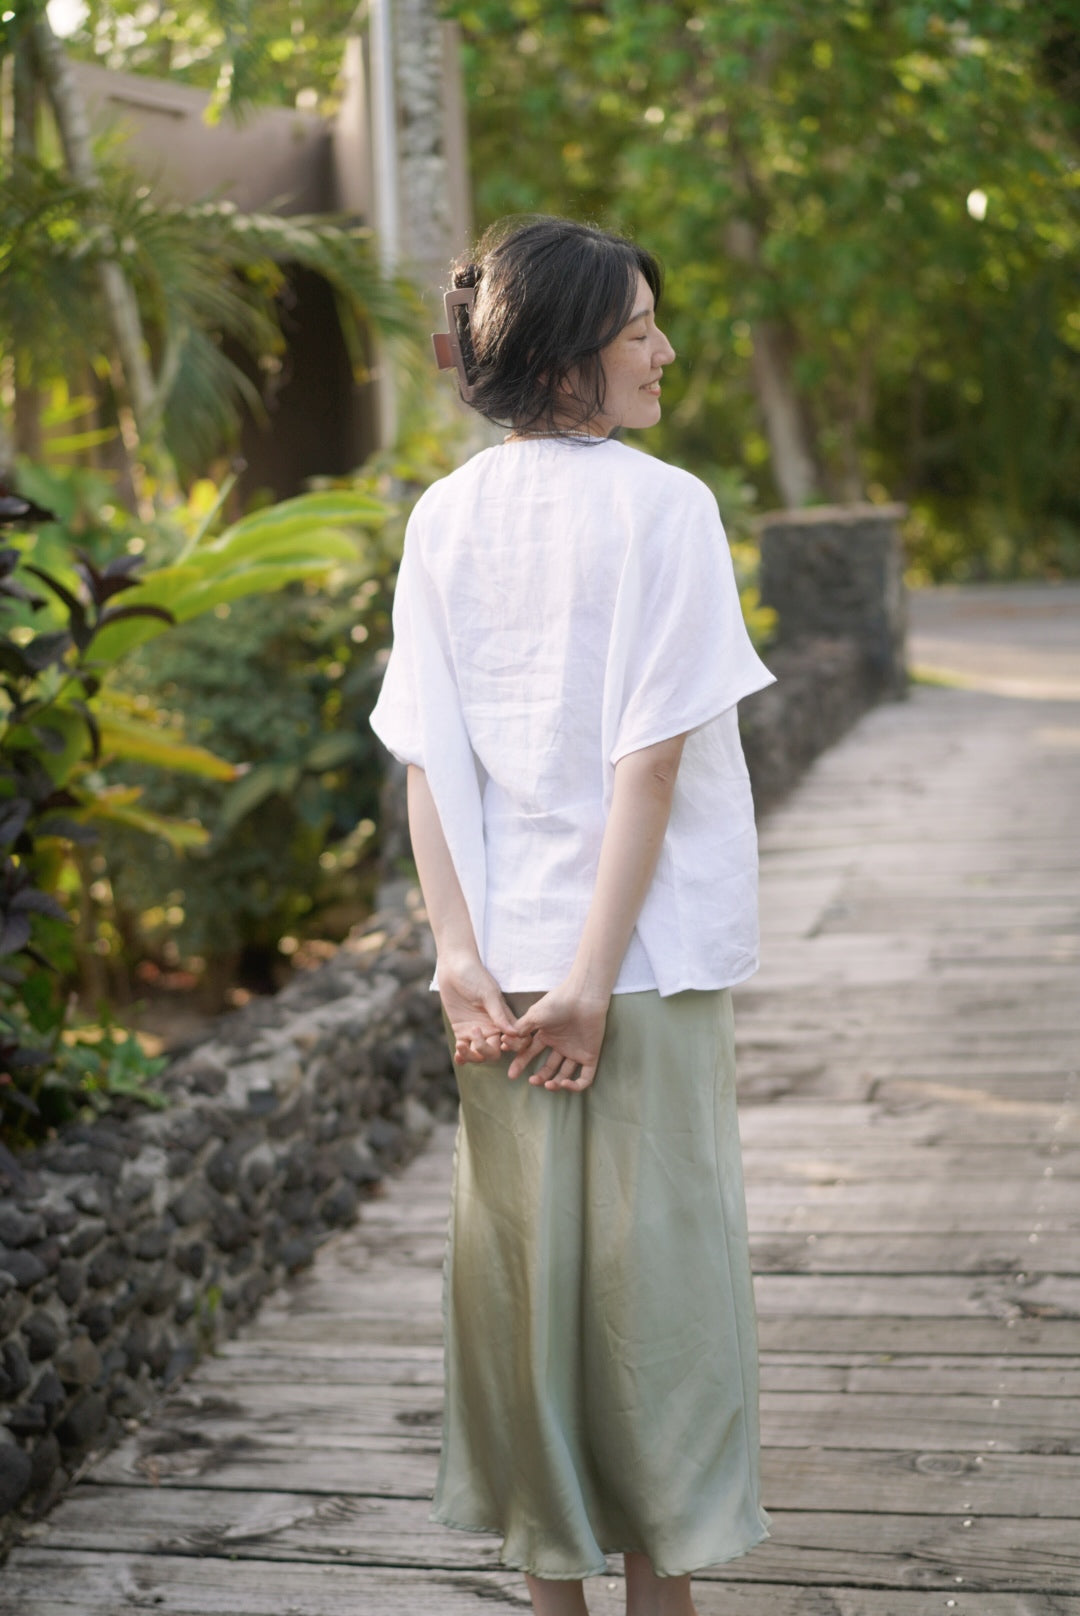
(0, 905, 447, 1534)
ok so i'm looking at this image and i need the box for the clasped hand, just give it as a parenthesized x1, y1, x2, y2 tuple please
(439, 955, 608, 1092)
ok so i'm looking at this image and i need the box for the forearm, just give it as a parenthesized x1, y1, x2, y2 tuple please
(568, 734, 686, 1001)
(405, 764, 480, 967)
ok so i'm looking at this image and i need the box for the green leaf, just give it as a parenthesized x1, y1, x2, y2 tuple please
(95, 715, 238, 780)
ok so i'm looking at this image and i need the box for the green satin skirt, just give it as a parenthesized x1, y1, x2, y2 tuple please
(432, 987, 771, 1579)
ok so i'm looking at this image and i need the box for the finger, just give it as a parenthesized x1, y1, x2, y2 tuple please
(483, 990, 519, 1036)
(560, 1062, 597, 1092)
(508, 1032, 547, 1081)
(545, 1055, 581, 1090)
(527, 1047, 566, 1087)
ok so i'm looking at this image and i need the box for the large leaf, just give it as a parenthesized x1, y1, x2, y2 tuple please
(79, 790, 209, 850)
(216, 491, 390, 544)
(89, 556, 355, 662)
(95, 714, 238, 780)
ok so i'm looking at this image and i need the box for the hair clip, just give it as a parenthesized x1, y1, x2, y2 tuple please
(432, 286, 477, 402)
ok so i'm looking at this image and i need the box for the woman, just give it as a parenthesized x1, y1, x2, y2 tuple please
(370, 216, 774, 1616)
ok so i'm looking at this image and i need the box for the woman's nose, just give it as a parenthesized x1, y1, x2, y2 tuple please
(656, 329, 676, 365)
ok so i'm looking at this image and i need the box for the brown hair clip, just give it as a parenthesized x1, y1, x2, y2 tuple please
(432, 286, 478, 402)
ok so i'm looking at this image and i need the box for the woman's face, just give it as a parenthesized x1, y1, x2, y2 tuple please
(590, 271, 676, 435)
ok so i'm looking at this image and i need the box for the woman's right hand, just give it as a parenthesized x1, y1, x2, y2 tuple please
(503, 982, 610, 1092)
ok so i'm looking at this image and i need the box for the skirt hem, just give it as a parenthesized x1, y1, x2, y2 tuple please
(428, 1504, 772, 1581)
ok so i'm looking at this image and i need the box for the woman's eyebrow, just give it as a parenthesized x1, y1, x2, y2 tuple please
(628, 304, 653, 323)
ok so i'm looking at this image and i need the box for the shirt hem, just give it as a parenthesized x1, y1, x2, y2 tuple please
(428, 956, 760, 998)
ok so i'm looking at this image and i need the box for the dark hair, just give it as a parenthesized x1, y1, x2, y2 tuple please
(448, 216, 663, 434)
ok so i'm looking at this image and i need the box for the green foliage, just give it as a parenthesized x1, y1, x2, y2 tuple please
(0, 158, 421, 476)
(449, 0, 1080, 576)
(0, 463, 390, 1142)
(60, 0, 356, 117)
(97, 431, 450, 982)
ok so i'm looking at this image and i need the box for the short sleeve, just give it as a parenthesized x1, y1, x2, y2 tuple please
(369, 538, 425, 768)
(607, 478, 775, 765)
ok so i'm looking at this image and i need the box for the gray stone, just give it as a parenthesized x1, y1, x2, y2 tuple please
(21, 1309, 62, 1361)
(336, 1141, 383, 1186)
(66, 1217, 107, 1258)
(166, 1149, 195, 1179)
(163, 1344, 196, 1385)
(134, 1223, 172, 1262)
(5, 1402, 47, 1436)
(211, 1204, 251, 1254)
(241, 1142, 276, 1195)
(118, 1174, 153, 1207)
(87, 1241, 128, 1289)
(319, 1181, 359, 1228)
(175, 1242, 206, 1280)
(28, 1432, 61, 1493)
(55, 1254, 83, 1305)
(55, 1390, 108, 1450)
(206, 1145, 242, 1194)
(0, 1246, 46, 1289)
(142, 1265, 182, 1317)
(122, 1320, 152, 1375)
(0, 1290, 25, 1335)
(163, 1111, 215, 1154)
(367, 1116, 403, 1160)
(169, 1184, 213, 1226)
(182, 1053, 228, 1096)
(71, 1184, 107, 1216)
(280, 1142, 314, 1191)
(107, 1374, 151, 1418)
(0, 1339, 31, 1397)
(31, 1366, 65, 1424)
(0, 1207, 46, 1247)
(76, 1301, 113, 1342)
(48, 1145, 123, 1178)
(280, 1235, 317, 1273)
(28, 1235, 61, 1277)
(55, 1335, 101, 1389)
(404, 1097, 435, 1139)
(43, 1204, 77, 1236)
(279, 1188, 315, 1226)
(0, 1438, 32, 1515)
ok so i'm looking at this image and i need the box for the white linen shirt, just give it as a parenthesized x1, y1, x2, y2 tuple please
(368, 437, 775, 996)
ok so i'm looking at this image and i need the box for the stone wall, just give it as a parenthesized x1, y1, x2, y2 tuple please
(0, 501, 908, 1541)
(0, 905, 446, 1536)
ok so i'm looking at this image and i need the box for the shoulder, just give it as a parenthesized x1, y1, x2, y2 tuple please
(410, 447, 503, 517)
(606, 442, 720, 516)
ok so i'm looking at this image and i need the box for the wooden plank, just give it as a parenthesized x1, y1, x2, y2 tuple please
(199, 1345, 1080, 1399)
(25, 1492, 1080, 1590)
(6, 1553, 1077, 1616)
(750, 1232, 1078, 1275)
(81, 1445, 1080, 1518)
(92, 1382, 1080, 1468)
(755, 1315, 1076, 1355)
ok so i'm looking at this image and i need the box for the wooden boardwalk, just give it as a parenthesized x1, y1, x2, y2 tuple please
(5, 584, 1080, 1614)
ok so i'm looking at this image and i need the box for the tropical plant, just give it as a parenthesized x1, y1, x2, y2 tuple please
(0, 468, 391, 1141)
(0, 3, 421, 480)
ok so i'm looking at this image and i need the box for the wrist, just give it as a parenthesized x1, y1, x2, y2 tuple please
(565, 961, 615, 1005)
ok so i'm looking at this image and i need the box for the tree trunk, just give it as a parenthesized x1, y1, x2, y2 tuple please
(724, 216, 822, 508)
(12, 29, 42, 460)
(30, 11, 160, 448)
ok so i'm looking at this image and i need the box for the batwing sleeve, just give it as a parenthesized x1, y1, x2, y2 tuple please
(369, 534, 425, 768)
(605, 474, 775, 766)
(367, 512, 488, 979)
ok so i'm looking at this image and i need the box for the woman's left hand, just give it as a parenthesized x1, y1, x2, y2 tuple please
(438, 953, 522, 1065)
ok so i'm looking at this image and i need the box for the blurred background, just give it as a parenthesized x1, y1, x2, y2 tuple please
(0, 0, 1077, 1143)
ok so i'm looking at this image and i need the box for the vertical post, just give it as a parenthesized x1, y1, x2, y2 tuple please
(368, 0, 400, 450)
(758, 503, 909, 698)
